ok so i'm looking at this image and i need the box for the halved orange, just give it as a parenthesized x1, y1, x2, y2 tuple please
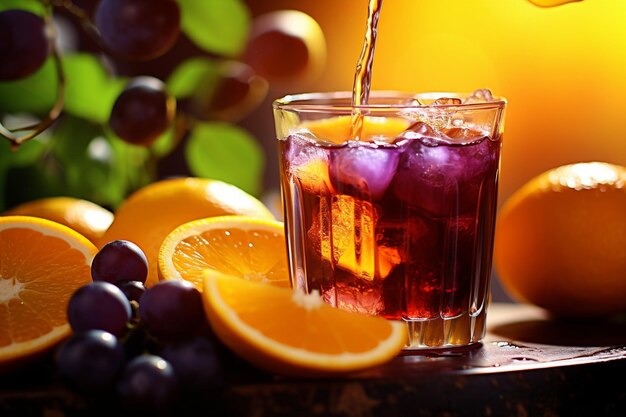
(202, 271, 407, 377)
(0, 216, 97, 369)
(158, 215, 290, 290)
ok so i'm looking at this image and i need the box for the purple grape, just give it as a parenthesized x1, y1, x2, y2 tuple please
(0, 10, 50, 81)
(92, 240, 148, 285)
(116, 355, 178, 412)
(67, 282, 132, 337)
(56, 330, 125, 393)
(138, 280, 205, 341)
(160, 336, 224, 393)
(109, 77, 175, 146)
(120, 280, 146, 303)
(95, 0, 180, 61)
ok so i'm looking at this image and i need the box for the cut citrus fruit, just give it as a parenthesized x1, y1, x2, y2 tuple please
(301, 115, 410, 144)
(100, 177, 275, 288)
(202, 271, 407, 377)
(159, 215, 289, 290)
(3, 197, 114, 245)
(0, 216, 97, 369)
(494, 162, 626, 317)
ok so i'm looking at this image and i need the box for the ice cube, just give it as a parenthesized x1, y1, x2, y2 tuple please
(432, 97, 463, 106)
(322, 275, 385, 316)
(329, 142, 399, 200)
(391, 136, 499, 216)
(307, 195, 399, 280)
(394, 121, 449, 146)
(376, 215, 429, 263)
(286, 133, 333, 194)
(399, 101, 453, 129)
(463, 88, 494, 104)
(285, 132, 326, 165)
(445, 126, 489, 143)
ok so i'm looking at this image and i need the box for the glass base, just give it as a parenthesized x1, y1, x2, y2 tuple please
(402, 308, 487, 350)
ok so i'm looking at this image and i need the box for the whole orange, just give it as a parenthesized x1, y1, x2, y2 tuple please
(494, 162, 626, 318)
(3, 197, 113, 245)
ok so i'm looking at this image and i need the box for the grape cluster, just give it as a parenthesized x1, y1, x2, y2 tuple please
(0, 1, 326, 150)
(56, 240, 229, 413)
(94, 0, 180, 146)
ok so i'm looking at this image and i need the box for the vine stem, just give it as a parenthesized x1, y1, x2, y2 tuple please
(50, 0, 107, 50)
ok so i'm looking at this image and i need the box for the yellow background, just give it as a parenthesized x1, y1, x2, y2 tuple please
(253, 0, 626, 204)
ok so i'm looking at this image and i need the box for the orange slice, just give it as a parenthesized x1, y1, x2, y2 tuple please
(0, 216, 97, 369)
(300, 115, 410, 144)
(202, 271, 407, 377)
(158, 215, 290, 290)
(100, 177, 275, 287)
(3, 197, 114, 245)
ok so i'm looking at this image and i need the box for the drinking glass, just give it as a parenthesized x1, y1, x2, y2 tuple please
(274, 91, 506, 349)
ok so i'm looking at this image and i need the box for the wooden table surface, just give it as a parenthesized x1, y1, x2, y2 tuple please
(2, 303, 626, 417)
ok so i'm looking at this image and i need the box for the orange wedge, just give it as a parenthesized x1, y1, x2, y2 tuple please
(0, 216, 97, 369)
(202, 271, 407, 377)
(158, 215, 290, 290)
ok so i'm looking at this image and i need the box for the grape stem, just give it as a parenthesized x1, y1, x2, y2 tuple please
(0, 1, 65, 148)
(50, 0, 108, 51)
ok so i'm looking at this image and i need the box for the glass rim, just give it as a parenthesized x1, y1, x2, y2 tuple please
(273, 90, 507, 112)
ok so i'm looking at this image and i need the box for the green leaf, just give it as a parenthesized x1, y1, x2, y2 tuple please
(185, 122, 264, 196)
(178, 0, 250, 57)
(4, 163, 64, 211)
(0, 0, 45, 14)
(167, 58, 220, 99)
(150, 127, 177, 157)
(0, 58, 58, 115)
(49, 116, 148, 209)
(107, 134, 152, 195)
(0, 137, 46, 168)
(62, 54, 126, 124)
(0, 133, 48, 211)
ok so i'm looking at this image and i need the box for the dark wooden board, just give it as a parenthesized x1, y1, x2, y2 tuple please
(2, 303, 626, 417)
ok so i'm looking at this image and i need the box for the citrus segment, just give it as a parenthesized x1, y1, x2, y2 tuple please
(159, 215, 289, 289)
(301, 115, 410, 144)
(494, 162, 626, 317)
(202, 271, 407, 377)
(100, 177, 275, 287)
(0, 216, 97, 368)
(3, 197, 114, 244)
